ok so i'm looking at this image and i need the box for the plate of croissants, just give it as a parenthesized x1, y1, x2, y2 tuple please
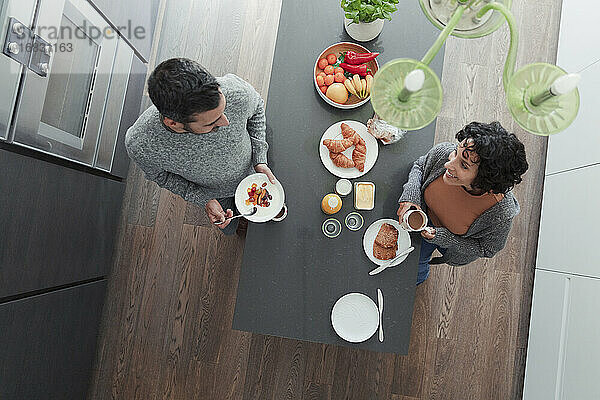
(319, 121, 379, 178)
(363, 219, 411, 266)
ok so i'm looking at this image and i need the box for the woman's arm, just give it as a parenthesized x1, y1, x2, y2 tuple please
(398, 152, 427, 207)
(398, 143, 453, 207)
(425, 220, 513, 259)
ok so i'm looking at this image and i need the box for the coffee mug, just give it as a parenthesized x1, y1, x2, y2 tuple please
(400, 209, 428, 231)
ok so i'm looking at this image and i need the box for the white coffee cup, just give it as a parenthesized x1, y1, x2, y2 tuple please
(400, 209, 428, 231)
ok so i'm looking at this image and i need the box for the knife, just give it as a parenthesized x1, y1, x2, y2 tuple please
(369, 246, 415, 276)
(377, 288, 384, 342)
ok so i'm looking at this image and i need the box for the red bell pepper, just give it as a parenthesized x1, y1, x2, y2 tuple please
(343, 50, 379, 65)
(339, 62, 370, 77)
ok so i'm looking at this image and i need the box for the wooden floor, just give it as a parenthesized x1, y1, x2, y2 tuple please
(89, 0, 562, 399)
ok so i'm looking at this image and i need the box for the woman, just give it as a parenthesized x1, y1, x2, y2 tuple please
(397, 122, 529, 285)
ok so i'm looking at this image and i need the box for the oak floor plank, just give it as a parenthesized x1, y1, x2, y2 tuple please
(124, 190, 187, 398)
(157, 225, 212, 398)
(125, 163, 161, 227)
(392, 280, 432, 398)
(193, 230, 245, 364)
(88, 224, 154, 400)
(272, 338, 308, 400)
(213, 329, 252, 400)
(242, 334, 282, 400)
(302, 382, 332, 400)
(329, 346, 355, 400)
(303, 343, 338, 387)
(235, 0, 283, 101)
(391, 395, 420, 400)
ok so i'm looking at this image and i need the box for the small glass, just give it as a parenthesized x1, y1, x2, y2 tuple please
(322, 218, 342, 238)
(345, 212, 364, 231)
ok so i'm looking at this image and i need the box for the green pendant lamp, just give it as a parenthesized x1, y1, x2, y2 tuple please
(371, 0, 581, 135)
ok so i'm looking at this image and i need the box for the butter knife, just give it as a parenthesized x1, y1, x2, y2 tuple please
(377, 288, 384, 342)
(369, 246, 415, 276)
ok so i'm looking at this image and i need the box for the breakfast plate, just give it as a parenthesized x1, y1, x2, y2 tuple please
(363, 219, 411, 267)
(331, 292, 379, 343)
(319, 120, 379, 179)
(234, 173, 285, 223)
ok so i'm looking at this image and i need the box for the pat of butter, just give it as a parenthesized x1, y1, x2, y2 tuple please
(354, 182, 375, 210)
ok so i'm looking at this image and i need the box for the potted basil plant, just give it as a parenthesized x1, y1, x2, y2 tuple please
(341, 0, 399, 42)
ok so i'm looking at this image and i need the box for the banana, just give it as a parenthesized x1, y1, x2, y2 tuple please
(344, 79, 358, 96)
(365, 74, 373, 97)
(352, 74, 363, 98)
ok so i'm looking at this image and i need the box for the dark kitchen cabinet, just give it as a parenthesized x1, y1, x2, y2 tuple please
(0, 280, 107, 400)
(89, 0, 161, 61)
(0, 147, 124, 299)
(111, 54, 148, 178)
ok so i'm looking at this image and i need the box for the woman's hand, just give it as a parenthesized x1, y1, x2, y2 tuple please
(421, 227, 436, 240)
(254, 163, 277, 184)
(397, 201, 421, 223)
(205, 199, 233, 229)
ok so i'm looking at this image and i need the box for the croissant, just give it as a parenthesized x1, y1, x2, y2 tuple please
(329, 151, 355, 169)
(340, 123, 356, 139)
(352, 137, 367, 172)
(323, 137, 354, 153)
(352, 149, 366, 171)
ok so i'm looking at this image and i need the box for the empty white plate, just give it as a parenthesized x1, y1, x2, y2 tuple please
(331, 292, 379, 343)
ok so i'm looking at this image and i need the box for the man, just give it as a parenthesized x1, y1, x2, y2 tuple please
(125, 58, 276, 234)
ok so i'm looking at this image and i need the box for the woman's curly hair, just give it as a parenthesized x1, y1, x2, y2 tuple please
(455, 122, 528, 194)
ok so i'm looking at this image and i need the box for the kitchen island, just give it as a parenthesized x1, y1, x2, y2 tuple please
(233, 0, 445, 354)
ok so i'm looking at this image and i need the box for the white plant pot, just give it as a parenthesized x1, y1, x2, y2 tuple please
(344, 18, 385, 42)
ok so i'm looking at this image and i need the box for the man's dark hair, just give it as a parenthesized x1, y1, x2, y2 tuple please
(455, 121, 528, 194)
(147, 58, 220, 123)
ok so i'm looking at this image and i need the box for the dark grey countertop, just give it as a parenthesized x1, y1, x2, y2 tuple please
(233, 0, 444, 354)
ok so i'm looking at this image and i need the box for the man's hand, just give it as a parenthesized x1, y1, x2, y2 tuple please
(397, 201, 421, 224)
(254, 163, 277, 184)
(421, 227, 436, 240)
(205, 199, 233, 229)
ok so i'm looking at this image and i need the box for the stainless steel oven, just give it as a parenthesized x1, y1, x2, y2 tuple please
(0, 0, 133, 173)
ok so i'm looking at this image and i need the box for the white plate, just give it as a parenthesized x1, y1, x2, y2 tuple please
(363, 218, 411, 266)
(331, 292, 379, 343)
(234, 173, 285, 223)
(319, 120, 379, 179)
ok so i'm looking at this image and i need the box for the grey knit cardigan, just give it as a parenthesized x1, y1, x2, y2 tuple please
(398, 142, 520, 266)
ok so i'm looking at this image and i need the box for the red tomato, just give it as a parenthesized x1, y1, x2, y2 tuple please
(316, 75, 325, 86)
(318, 58, 329, 70)
(334, 66, 344, 75)
(319, 85, 327, 94)
(324, 75, 335, 86)
(334, 72, 345, 83)
(326, 53, 337, 64)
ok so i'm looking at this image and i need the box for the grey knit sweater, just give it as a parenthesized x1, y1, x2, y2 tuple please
(398, 142, 520, 266)
(125, 74, 268, 208)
